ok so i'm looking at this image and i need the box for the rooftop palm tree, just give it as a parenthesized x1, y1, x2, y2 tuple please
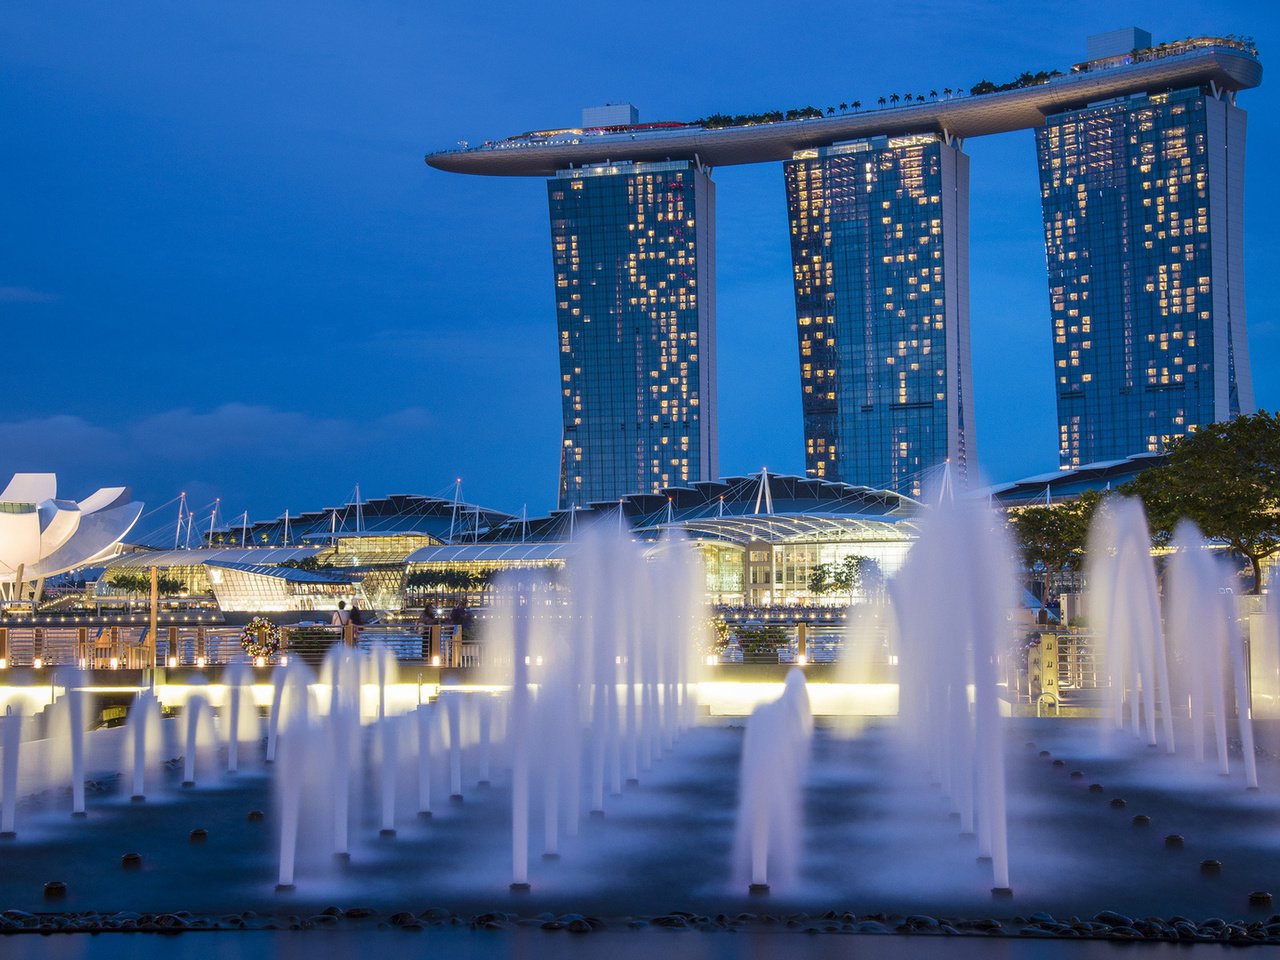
(877, 96, 887, 107)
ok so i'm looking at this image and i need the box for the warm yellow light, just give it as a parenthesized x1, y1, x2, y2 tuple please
(195, 657, 207, 669)
(32, 657, 43, 670)
(109, 658, 120, 670)
(254, 656, 266, 668)
(431, 655, 441, 667)
(167, 657, 178, 669)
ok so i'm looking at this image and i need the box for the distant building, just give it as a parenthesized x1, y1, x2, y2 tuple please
(784, 134, 974, 498)
(548, 160, 717, 508)
(1037, 84, 1253, 468)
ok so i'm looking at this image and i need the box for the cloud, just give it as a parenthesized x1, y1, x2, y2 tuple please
(0, 403, 434, 472)
(0, 286, 60, 303)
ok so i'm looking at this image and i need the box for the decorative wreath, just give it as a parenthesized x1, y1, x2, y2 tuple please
(240, 616, 281, 659)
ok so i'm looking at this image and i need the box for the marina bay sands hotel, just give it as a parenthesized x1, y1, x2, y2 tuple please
(427, 29, 1261, 508)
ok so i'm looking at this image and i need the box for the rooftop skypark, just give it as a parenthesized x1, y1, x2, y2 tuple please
(425, 35, 1260, 176)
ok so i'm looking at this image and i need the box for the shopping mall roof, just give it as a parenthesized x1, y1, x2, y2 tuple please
(205, 560, 354, 584)
(987, 452, 1168, 507)
(481, 472, 919, 546)
(204, 494, 515, 548)
(105, 547, 324, 568)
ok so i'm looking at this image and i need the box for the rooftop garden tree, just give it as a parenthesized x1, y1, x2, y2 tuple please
(1123, 411, 1280, 593)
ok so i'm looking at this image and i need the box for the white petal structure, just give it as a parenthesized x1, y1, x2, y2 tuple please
(0, 474, 143, 599)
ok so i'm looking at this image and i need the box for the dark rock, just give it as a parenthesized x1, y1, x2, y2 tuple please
(188, 828, 208, 843)
(345, 907, 377, 920)
(651, 915, 688, 929)
(1095, 911, 1133, 927)
(1165, 834, 1185, 848)
(1200, 859, 1223, 876)
(121, 853, 142, 870)
(247, 810, 265, 822)
(43, 881, 67, 900)
(1109, 798, 1126, 809)
(1132, 814, 1151, 827)
(1089, 783, 1104, 793)
(567, 919, 593, 933)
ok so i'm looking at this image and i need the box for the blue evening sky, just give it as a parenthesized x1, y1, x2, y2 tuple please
(2, 0, 1277, 538)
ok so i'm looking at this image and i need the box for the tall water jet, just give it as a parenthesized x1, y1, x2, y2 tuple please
(734, 668, 812, 894)
(892, 483, 1014, 894)
(1088, 496, 1175, 751)
(274, 661, 314, 892)
(366, 642, 398, 722)
(1, 705, 21, 837)
(445, 691, 463, 802)
(63, 671, 87, 817)
(321, 645, 361, 857)
(266, 664, 287, 763)
(222, 661, 256, 774)
(1167, 521, 1231, 771)
(378, 715, 399, 838)
(181, 693, 213, 788)
(509, 598, 531, 892)
(477, 695, 492, 788)
(415, 703, 434, 819)
(126, 691, 162, 801)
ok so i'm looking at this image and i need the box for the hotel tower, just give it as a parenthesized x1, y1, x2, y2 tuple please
(1037, 29, 1254, 467)
(784, 135, 973, 497)
(547, 147, 717, 508)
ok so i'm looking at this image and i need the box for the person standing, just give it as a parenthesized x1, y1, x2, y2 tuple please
(332, 600, 353, 646)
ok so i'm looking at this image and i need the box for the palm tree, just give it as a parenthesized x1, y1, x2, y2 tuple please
(827, 106, 835, 115)
(877, 96, 886, 107)
(929, 89, 938, 100)
(839, 101, 848, 112)
(943, 86, 952, 98)
(889, 93, 900, 105)
(852, 100, 862, 111)
(916, 94, 925, 102)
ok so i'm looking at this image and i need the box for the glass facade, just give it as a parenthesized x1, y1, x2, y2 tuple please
(784, 135, 974, 498)
(548, 160, 717, 509)
(1037, 87, 1254, 467)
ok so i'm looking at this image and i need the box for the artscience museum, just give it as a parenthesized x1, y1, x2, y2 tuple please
(0, 474, 143, 604)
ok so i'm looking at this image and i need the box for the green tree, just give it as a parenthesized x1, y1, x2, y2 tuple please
(107, 571, 183, 598)
(1008, 490, 1101, 616)
(1124, 411, 1280, 593)
(807, 556, 883, 601)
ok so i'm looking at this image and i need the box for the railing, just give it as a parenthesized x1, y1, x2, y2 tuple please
(0, 623, 462, 668)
